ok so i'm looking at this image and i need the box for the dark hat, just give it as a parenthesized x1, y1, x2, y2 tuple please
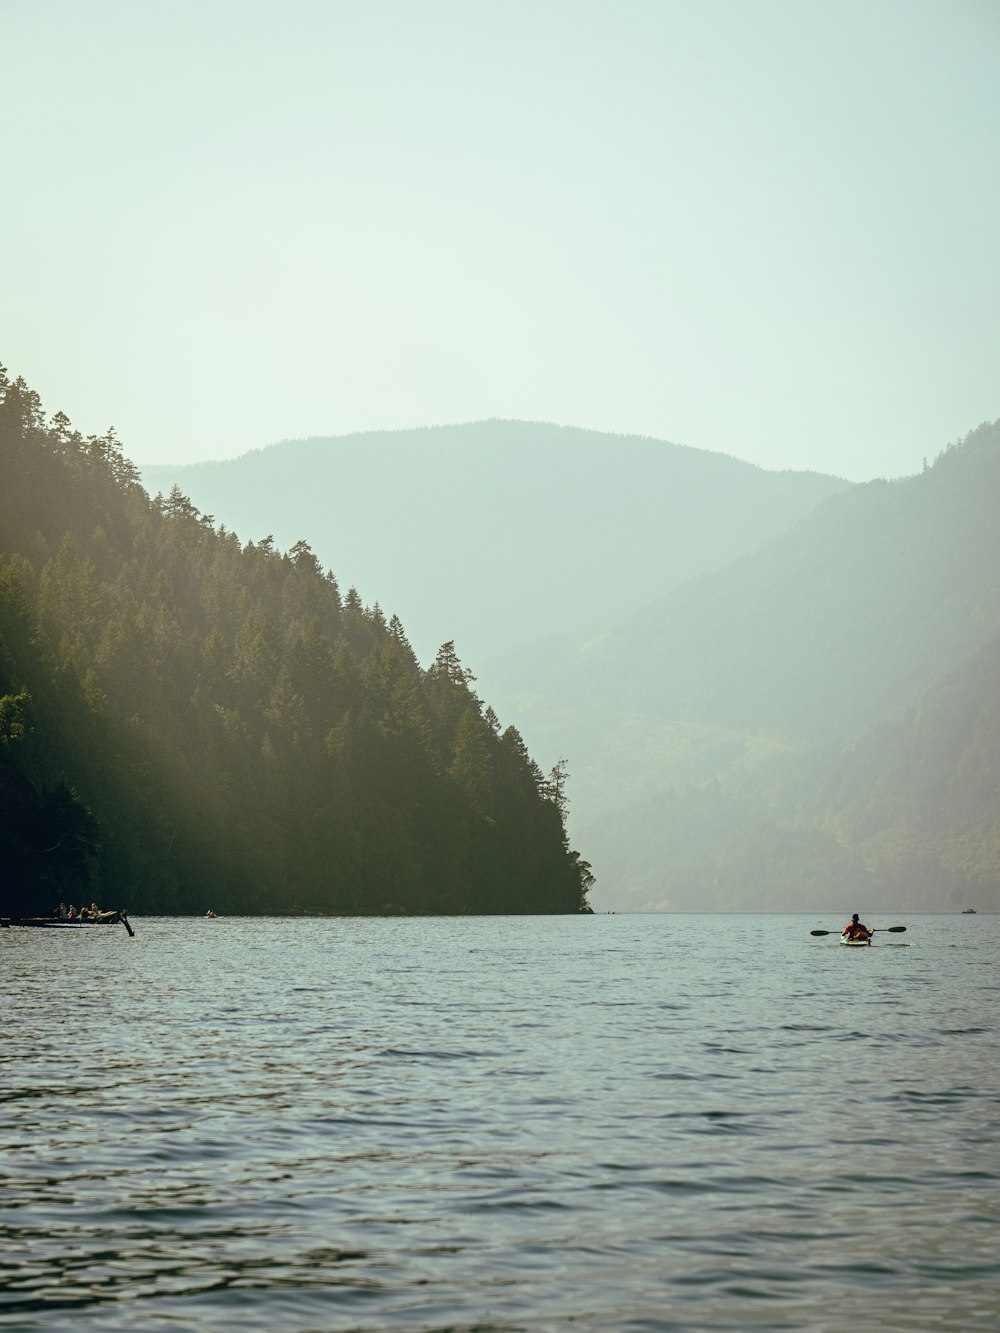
(852, 913, 859, 922)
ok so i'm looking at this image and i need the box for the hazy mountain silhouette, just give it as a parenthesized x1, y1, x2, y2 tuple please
(141, 421, 849, 668)
(528, 420, 1000, 911)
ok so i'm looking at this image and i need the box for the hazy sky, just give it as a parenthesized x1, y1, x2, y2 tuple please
(3, 0, 997, 481)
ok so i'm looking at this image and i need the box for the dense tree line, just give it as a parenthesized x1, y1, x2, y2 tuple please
(0, 367, 593, 917)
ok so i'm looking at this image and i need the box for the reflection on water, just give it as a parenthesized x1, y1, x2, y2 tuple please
(2, 913, 998, 1330)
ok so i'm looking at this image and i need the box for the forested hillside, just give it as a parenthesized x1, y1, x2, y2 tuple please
(0, 367, 591, 917)
(580, 633, 1000, 913)
(562, 421, 1000, 912)
(592, 422, 1000, 740)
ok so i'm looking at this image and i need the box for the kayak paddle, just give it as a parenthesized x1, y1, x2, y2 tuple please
(810, 925, 906, 936)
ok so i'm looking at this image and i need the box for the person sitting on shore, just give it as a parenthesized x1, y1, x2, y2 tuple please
(67, 904, 77, 919)
(841, 913, 873, 942)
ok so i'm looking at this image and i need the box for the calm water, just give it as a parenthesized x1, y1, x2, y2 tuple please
(1, 913, 997, 1331)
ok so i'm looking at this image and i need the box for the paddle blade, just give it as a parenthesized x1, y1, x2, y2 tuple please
(886, 925, 906, 932)
(810, 929, 832, 936)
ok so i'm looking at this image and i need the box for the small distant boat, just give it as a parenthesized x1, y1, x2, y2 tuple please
(962, 908, 977, 914)
(1, 910, 134, 937)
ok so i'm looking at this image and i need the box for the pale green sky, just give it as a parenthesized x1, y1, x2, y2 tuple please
(3, 0, 997, 479)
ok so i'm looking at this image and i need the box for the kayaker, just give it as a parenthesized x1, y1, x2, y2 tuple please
(841, 913, 872, 942)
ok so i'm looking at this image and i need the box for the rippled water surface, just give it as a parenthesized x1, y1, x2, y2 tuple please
(2, 913, 998, 1331)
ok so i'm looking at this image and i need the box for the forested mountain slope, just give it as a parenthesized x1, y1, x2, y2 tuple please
(592, 422, 1000, 739)
(0, 368, 590, 917)
(580, 631, 1000, 914)
(141, 422, 849, 667)
(559, 421, 1000, 911)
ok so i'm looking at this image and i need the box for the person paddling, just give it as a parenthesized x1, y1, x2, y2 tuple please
(841, 912, 873, 942)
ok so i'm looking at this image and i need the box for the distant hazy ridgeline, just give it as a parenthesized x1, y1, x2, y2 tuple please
(140, 421, 849, 668)
(559, 422, 1000, 913)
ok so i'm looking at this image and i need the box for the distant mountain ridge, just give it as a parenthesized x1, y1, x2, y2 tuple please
(537, 420, 1000, 912)
(509, 421, 1000, 747)
(141, 421, 850, 668)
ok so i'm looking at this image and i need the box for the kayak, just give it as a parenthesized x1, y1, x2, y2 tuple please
(811, 926, 905, 943)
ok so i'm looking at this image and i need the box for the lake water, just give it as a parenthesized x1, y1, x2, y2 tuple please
(1, 913, 997, 1331)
